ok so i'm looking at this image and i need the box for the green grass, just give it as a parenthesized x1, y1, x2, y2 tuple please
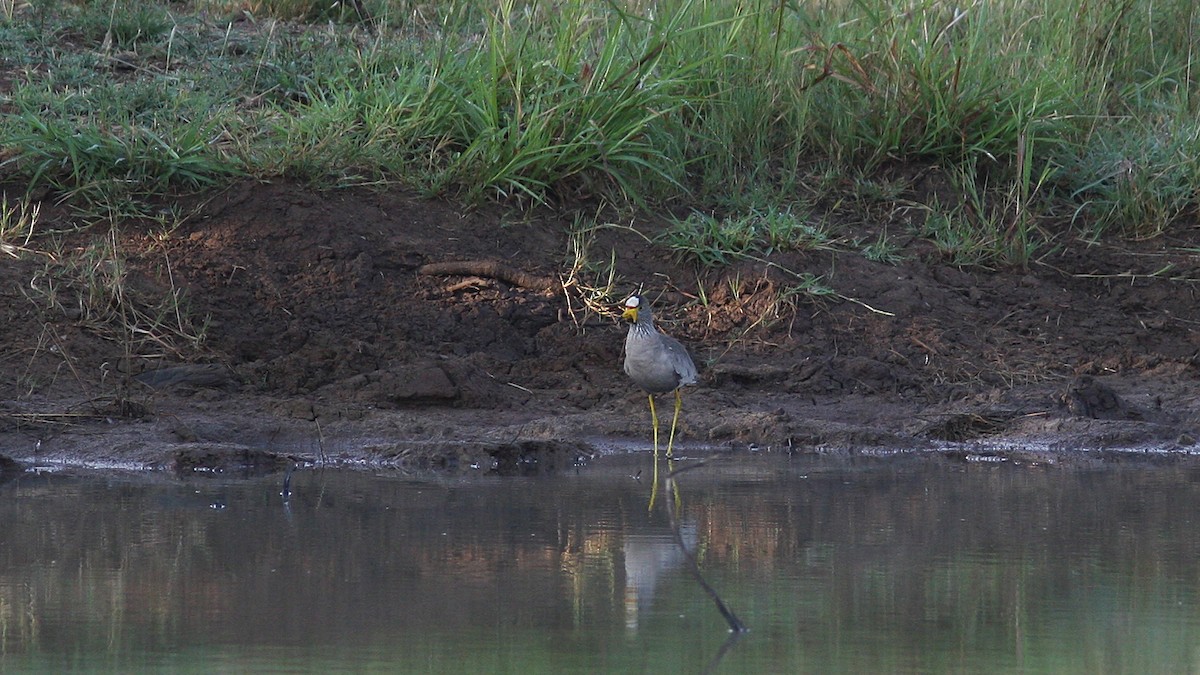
(860, 229, 903, 265)
(0, 0, 1197, 260)
(9, 111, 239, 211)
(664, 207, 837, 266)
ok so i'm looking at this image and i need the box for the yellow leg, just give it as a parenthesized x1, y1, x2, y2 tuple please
(669, 456, 681, 512)
(647, 452, 660, 512)
(665, 389, 683, 458)
(647, 394, 660, 457)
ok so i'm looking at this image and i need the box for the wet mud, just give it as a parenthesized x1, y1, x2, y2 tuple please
(4, 180, 1200, 474)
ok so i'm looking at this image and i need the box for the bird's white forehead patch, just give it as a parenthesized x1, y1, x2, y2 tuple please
(624, 296, 640, 308)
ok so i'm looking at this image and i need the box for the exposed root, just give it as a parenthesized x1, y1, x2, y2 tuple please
(418, 260, 559, 292)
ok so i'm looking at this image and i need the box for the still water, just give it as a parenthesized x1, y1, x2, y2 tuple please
(2, 452, 1200, 673)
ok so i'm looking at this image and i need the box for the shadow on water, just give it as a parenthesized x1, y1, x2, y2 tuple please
(0, 454, 20, 489)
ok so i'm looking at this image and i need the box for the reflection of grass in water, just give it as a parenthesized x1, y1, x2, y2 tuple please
(685, 465, 1200, 672)
(3, 466, 1200, 671)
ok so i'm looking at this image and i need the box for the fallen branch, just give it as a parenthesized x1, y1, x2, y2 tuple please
(418, 260, 559, 292)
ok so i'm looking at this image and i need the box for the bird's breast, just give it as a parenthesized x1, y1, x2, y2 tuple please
(624, 335, 686, 393)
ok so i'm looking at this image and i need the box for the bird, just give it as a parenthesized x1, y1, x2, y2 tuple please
(622, 294, 697, 458)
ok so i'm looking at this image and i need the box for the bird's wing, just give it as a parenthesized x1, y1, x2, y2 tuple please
(659, 334, 698, 385)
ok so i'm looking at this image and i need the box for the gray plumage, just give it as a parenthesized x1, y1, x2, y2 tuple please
(623, 300, 697, 394)
(621, 294, 696, 457)
(619, 291, 696, 454)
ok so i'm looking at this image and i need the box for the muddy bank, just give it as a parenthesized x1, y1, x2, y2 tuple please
(3, 180, 1200, 474)
(4, 362, 1199, 476)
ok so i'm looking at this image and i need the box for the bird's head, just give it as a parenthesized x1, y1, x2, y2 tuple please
(621, 295, 641, 323)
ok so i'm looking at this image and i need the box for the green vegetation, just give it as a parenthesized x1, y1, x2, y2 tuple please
(0, 0, 1197, 265)
(663, 207, 836, 266)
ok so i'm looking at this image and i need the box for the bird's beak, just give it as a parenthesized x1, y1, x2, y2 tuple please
(621, 307, 638, 322)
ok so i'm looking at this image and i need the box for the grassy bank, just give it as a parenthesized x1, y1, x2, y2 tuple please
(1, 0, 1198, 266)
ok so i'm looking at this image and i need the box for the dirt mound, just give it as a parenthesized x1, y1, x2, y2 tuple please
(4, 180, 1200, 471)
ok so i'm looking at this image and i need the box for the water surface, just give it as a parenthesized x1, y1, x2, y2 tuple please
(2, 453, 1199, 673)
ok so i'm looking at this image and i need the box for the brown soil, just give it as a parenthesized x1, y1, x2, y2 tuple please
(4, 179, 1200, 474)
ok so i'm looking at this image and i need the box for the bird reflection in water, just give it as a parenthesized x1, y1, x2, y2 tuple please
(626, 456, 748, 656)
